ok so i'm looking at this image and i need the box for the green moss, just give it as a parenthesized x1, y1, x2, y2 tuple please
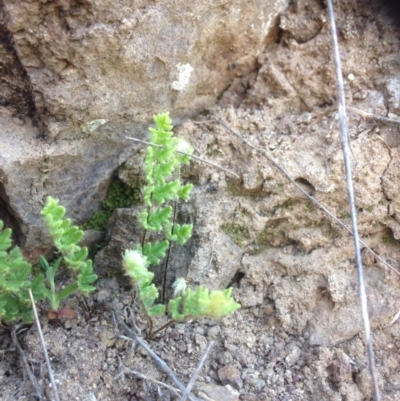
(225, 177, 266, 197)
(278, 200, 295, 211)
(82, 179, 139, 231)
(221, 222, 250, 247)
(306, 201, 315, 212)
(366, 206, 374, 213)
(382, 231, 397, 245)
(339, 210, 350, 219)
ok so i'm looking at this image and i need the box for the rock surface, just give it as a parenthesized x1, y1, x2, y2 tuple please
(2, 0, 288, 139)
(2, 1, 400, 401)
(0, 0, 288, 259)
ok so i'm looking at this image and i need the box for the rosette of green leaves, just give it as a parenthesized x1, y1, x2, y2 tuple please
(0, 221, 45, 323)
(137, 112, 194, 264)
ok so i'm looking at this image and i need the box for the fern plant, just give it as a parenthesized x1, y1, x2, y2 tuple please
(123, 112, 240, 337)
(0, 197, 98, 324)
(0, 221, 46, 323)
(137, 111, 194, 265)
(40, 197, 98, 317)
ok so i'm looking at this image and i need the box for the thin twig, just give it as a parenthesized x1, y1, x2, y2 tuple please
(126, 368, 182, 397)
(180, 341, 214, 401)
(11, 324, 44, 400)
(150, 319, 178, 338)
(126, 136, 239, 178)
(347, 106, 400, 126)
(327, 1, 380, 399)
(28, 289, 61, 401)
(112, 311, 201, 401)
(162, 202, 177, 305)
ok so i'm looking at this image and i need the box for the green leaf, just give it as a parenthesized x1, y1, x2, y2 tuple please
(41, 255, 56, 284)
(32, 274, 50, 302)
(77, 260, 98, 295)
(177, 183, 193, 201)
(8, 247, 31, 274)
(41, 197, 66, 222)
(20, 307, 35, 323)
(52, 257, 63, 273)
(0, 227, 12, 252)
(173, 224, 193, 245)
(64, 247, 89, 270)
(4, 279, 31, 293)
(60, 226, 84, 248)
(181, 286, 241, 319)
(56, 283, 79, 304)
(39, 197, 96, 313)
(168, 297, 185, 320)
(148, 304, 166, 317)
(152, 146, 175, 164)
(140, 283, 160, 310)
(152, 180, 180, 204)
(153, 160, 176, 183)
(143, 185, 155, 206)
(147, 206, 173, 231)
(142, 240, 169, 265)
(153, 112, 173, 132)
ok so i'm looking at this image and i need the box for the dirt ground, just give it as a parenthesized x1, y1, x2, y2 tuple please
(2, 0, 400, 400)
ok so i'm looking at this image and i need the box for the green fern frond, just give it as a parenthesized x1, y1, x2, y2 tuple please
(0, 222, 38, 323)
(153, 112, 173, 132)
(152, 180, 180, 204)
(170, 224, 193, 245)
(123, 112, 240, 336)
(141, 240, 169, 265)
(177, 183, 193, 201)
(168, 286, 240, 321)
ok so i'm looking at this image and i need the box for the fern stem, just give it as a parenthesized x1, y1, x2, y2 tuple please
(161, 200, 177, 304)
(150, 318, 177, 338)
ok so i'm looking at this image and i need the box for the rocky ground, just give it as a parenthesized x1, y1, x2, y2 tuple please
(2, 0, 400, 400)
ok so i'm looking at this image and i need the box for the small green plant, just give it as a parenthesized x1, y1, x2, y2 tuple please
(40, 197, 98, 318)
(0, 197, 98, 324)
(0, 222, 45, 323)
(123, 112, 240, 336)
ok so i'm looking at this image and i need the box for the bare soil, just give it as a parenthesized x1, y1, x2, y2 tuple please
(2, 1, 400, 400)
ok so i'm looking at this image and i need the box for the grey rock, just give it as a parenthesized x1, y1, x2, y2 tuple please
(218, 365, 243, 390)
(247, 376, 266, 391)
(3, 0, 289, 139)
(0, 0, 288, 261)
(284, 344, 302, 367)
(196, 382, 239, 401)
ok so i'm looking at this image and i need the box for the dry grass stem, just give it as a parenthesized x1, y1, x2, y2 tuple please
(28, 289, 60, 401)
(112, 311, 201, 401)
(126, 368, 182, 397)
(180, 341, 215, 401)
(11, 325, 44, 400)
(347, 106, 400, 126)
(126, 136, 239, 178)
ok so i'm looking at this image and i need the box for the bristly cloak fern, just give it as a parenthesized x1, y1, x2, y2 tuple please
(123, 112, 240, 336)
(0, 221, 45, 323)
(136, 111, 194, 266)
